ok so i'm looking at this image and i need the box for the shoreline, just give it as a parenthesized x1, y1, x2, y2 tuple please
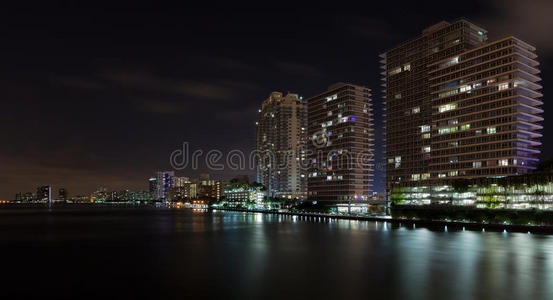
(212, 207, 553, 234)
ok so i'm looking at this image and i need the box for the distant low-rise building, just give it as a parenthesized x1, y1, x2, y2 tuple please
(223, 187, 265, 207)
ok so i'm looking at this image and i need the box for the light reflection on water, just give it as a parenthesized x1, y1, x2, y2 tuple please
(0, 208, 552, 300)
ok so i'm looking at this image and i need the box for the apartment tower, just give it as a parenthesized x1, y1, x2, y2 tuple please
(381, 19, 543, 204)
(256, 92, 307, 200)
(307, 83, 374, 203)
(154, 171, 174, 201)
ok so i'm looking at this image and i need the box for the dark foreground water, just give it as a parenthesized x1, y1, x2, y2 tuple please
(1, 207, 553, 300)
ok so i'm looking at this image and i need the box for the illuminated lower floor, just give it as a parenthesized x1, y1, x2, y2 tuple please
(390, 174, 553, 210)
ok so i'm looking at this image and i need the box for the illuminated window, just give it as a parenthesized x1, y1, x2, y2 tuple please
(412, 107, 420, 114)
(498, 83, 509, 91)
(439, 103, 457, 113)
(421, 173, 430, 180)
(460, 124, 471, 131)
(438, 89, 459, 98)
(448, 119, 458, 125)
(499, 159, 508, 166)
(439, 57, 458, 68)
(411, 174, 420, 181)
(327, 111, 333, 116)
(326, 94, 338, 102)
(473, 161, 482, 168)
(448, 171, 458, 177)
(422, 133, 431, 139)
(421, 125, 430, 132)
(438, 126, 457, 134)
(422, 146, 431, 153)
(487, 127, 496, 134)
(403, 63, 411, 71)
(459, 85, 472, 93)
(395, 93, 402, 99)
(388, 67, 402, 76)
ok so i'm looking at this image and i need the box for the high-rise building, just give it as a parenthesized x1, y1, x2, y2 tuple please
(155, 171, 174, 201)
(381, 19, 543, 204)
(36, 186, 52, 202)
(256, 91, 307, 200)
(169, 176, 190, 201)
(22, 192, 34, 202)
(307, 83, 374, 203)
(148, 177, 157, 194)
(190, 183, 198, 199)
(58, 188, 67, 201)
(198, 180, 221, 201)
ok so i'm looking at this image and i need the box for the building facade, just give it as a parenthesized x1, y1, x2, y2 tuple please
(197, 180, 221, 201)
(307, 83, 374, 203)
(223, 187, 265, 207)
(36, 186, 52, 202)
(148, 177, 157, 196)
(155, 171, 174, 201)
(169, 176, 190, 201)
(256, 92, 307, 200)
(381, 19, 543, 204)
(58, 188, 67, 201)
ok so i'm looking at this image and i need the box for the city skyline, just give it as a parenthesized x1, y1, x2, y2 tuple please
(2, 2, 553, 199)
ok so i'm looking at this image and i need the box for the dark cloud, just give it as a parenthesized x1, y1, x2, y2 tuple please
(188, 55, 259, 73)
(274, 61, 325, 78)
(345, 17, 403, 41)
(50, 75, 106, 90)
(135, 99, 190, 115)
(103, 70, 258, 100)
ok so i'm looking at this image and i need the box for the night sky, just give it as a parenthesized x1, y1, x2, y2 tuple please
(1, 1, 552, 199)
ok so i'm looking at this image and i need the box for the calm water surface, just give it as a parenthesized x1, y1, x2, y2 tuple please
(1, 207, 552, 300)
